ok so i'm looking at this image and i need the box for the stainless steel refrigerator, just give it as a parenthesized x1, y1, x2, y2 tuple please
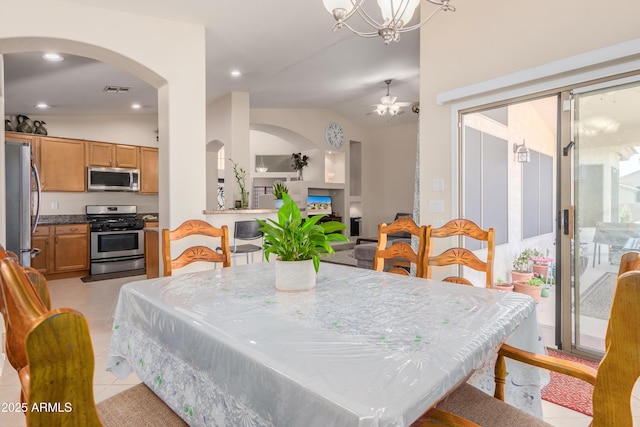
(5, 141, 41, 266)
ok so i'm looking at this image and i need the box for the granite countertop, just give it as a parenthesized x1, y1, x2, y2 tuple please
(37, 212, 159, 226)
(37, 215, 89, 225)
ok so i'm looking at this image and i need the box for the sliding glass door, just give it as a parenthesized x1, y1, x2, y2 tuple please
(569, 79, 640, 355)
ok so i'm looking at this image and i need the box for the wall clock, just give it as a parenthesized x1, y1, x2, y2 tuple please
(325, 122, 344, 149)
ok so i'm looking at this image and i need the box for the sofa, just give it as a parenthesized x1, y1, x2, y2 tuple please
(354, 238, 411, 270)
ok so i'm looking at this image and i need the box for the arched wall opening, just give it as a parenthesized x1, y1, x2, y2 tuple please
(0, 3, 207, 249)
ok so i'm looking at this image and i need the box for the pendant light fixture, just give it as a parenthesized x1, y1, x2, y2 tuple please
(322, 0, 455, 44)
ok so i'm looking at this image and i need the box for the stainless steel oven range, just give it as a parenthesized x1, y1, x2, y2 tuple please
(86, 205, 144, 275)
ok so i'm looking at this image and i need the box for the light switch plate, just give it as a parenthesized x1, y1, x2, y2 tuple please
(433, 178, 444, 191)
(51, 201, 59, 210)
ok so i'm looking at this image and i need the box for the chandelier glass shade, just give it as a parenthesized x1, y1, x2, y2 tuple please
(322, 0, 455, 44)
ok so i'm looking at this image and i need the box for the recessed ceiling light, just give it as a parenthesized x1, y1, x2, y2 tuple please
(230, 70, 242, 78)
(131, 103, 142, 109)
(35, 103, 50, 109)
(42, 53, 64, 62)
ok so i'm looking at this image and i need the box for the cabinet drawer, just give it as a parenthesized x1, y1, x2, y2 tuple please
(32, 226, 50, 237)
(55, 224, 88, 235)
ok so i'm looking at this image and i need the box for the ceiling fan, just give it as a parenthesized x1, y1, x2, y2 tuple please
(368, 79, 413, 117)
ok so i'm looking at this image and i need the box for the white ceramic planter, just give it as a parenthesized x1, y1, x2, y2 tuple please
(275, 259, 316, 292)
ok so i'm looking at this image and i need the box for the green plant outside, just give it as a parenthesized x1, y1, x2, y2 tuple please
(256, 193, 348, 272)
(512, 248, 544, 272)
(527, 277, 545, 287)
(272, 182, 289, 199)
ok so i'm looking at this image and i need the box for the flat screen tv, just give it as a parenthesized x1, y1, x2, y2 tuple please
(307, 195, 332, 216)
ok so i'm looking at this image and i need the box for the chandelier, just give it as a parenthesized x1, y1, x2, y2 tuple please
(322, 0, 455, 44)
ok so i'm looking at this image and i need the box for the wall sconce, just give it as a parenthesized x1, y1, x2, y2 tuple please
(513, 140, 531, 163)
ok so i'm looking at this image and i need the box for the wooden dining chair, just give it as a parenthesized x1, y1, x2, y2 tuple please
(373, 216, 427, 277)
(424, 219, 495, 288)
(161, 219, 231, 276)
(417, 251, 640, 427)
(0, 257, 188, 427)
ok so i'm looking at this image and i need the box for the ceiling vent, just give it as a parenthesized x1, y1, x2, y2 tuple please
(103, 85, 131, 94)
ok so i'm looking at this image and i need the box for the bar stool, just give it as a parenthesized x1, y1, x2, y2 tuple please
(229, 220, 264, 264)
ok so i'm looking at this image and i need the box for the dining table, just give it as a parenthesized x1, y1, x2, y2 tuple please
(106, 262, 546, 427)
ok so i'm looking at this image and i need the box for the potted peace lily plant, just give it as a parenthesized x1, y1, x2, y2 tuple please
(256, 193, 348, 291)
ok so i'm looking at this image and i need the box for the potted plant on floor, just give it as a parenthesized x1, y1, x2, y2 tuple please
(513, 276, 544, 303)
(511, 248, 540, 283)
(256, 193, 348, 291)
(491, 278, 514, 292)
(272, 181, 288, 209)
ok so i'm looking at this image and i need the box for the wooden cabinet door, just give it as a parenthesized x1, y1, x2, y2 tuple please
(115, 144, 139, 168)
(31, 226, 52, 274)
(39, 138, 86, 191)
(140, 147, 159, 194)
(87, 141, 114, 167)
(53, 224, 89, 272)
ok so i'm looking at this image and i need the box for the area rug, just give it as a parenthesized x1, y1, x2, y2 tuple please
(319, 241, 358, 267)
(579, 272, 616, 320)
(541, 348, 599, 416)
(81, 268, 146, 282)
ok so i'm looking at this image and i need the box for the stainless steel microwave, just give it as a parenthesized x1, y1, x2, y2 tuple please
(87, 167, 140, 192)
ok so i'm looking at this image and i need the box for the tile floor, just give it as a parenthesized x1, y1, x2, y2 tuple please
(0, 273, 619, 426)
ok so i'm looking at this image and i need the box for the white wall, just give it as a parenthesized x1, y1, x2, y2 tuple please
(6, 114, 159, 147)
(362, 121, 418, 236)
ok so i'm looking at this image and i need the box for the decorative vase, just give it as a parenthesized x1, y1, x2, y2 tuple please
(513, 281, 542, 303)
(16, 115, 33, 133)
(275, 259, 316, 292)
(296, 169, 303, 181)
(33, 120, 48, 135)
(541, 287, 551, 297)
(492, 282, 514, 292)
(511, 271, 533, 283)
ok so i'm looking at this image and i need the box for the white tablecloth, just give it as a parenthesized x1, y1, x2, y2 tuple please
(107, 263, 544, 427)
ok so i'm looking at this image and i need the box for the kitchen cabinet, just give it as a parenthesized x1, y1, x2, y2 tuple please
(32, 223, 89, 278)
(37, 137, 86, 192)
(87, 141, 139, 168)
(31, 226, 53, 274)
(140, 147, 159, 194)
